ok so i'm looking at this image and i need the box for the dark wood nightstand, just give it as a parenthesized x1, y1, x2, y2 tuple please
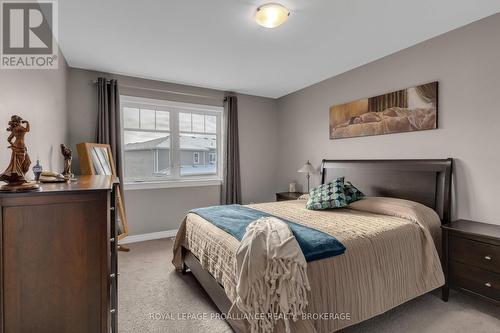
(276, 192, 304, 201)
(442, 219, 500, 304)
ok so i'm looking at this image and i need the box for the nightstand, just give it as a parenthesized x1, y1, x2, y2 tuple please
(442, 220, 500, 304)
(276, 192, 304, 201)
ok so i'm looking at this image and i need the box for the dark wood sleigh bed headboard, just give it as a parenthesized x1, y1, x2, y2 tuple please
(320, 159, 453, 224)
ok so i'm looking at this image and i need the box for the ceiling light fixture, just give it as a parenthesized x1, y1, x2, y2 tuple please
(255, 3, 290, 28)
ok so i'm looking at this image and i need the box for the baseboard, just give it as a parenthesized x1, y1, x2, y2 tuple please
(119, 229, 178, 244)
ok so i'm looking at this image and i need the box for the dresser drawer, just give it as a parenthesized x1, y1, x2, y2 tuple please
(450, 261, 500, 301)
(449, 235, 500, 274)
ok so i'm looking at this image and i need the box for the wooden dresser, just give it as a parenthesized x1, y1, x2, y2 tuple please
(0, 176, 119, 333)
(442, 219, 500, 304)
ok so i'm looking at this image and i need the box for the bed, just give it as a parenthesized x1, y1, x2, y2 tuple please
(172, 159, 453, 332)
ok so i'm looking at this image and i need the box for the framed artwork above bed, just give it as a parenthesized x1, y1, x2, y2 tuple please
(329, 81, 438, 139)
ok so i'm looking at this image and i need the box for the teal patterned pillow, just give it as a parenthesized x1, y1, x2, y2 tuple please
(306, 177, 348, 210)
(344, 181, 365, 204)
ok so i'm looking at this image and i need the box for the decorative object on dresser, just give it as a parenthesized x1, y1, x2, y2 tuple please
(60, 143, 74, 178)
(77, 142, 129, 251)
(329, 81, 438, 139)
(39, 170, 67, 183)
(297, 160, 315, 192)
(32, 159, 43, 182)
(0, 115, 39, 192)
(276, 191, 304, 201)
(442, 219, 500, 304)
(0, 176, 119, 333)
(288, 182, 297, 192)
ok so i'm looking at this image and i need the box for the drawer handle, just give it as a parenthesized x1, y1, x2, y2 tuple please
(110, 238, 115, 242)
(110, 273, 116, 278)
(485, 282, 492, 288)
(110, 308, 116, 314)
(484, 255, 492, 261)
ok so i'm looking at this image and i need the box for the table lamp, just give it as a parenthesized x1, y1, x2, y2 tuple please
(297, 160, 315, 193)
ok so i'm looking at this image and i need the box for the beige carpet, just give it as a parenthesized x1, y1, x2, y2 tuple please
(118, 238, 500, 333)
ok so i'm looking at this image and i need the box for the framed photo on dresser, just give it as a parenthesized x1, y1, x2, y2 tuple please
(76, 142, 129, 240)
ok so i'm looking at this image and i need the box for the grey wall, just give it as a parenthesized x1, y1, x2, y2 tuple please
(67, 68, 279, 235)
(0, 50, 68, 176)
(238, 94, 279, 204)
(125, 186, 222, 236)
(276, 13, 500, 225)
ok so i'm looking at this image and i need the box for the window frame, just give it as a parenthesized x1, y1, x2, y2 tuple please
(120, 95, 224, 190)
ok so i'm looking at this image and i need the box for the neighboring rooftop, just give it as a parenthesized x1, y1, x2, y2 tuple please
(125, 135, 216, 151)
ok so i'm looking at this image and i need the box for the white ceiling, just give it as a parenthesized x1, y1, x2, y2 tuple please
(59, 0, 500, 98)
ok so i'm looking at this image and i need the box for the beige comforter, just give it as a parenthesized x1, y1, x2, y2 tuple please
(172, 197, 444, 333)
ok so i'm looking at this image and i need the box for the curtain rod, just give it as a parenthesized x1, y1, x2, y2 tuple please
(92, 80, 223, 101)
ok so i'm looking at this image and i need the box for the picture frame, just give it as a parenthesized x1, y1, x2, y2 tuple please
(329, 81, 438, 139)
(76, 142, 129, 241)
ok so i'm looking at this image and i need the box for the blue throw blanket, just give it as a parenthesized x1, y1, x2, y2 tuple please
(190, 204, 346, 262)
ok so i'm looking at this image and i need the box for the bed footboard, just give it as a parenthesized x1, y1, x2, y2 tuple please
(180, 246, 241, 331)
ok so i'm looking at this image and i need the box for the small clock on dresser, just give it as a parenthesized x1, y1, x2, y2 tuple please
(441, 219, 500, 304)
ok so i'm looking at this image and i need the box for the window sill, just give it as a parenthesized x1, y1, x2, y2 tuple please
(124, 179, 222, 191)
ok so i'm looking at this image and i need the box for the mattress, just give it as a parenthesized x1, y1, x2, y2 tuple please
(172, 197, 444, 333)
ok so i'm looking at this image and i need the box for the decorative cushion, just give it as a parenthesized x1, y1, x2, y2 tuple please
(344, 181, 365, 204)
(306, 177, 347, 210)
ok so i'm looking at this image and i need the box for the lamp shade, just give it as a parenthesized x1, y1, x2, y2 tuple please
(297, 160, 315, 174)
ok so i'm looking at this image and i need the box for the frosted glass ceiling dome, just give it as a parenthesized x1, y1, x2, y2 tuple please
(255, 3, 290, 28)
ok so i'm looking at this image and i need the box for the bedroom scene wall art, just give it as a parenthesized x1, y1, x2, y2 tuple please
(329, 81, 438, 139)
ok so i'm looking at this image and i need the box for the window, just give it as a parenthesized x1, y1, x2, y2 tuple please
(193, 152, 200, 165)
(209, 152, 216, 164)
(178, 111, 218, 176)
(120, 96, 223, 188)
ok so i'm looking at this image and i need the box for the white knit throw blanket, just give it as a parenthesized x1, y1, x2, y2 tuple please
(235, 217, 311, 333)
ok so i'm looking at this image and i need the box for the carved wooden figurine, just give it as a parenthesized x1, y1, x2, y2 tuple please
(0, 115, 39, 191)
(60, 144, 73, 177)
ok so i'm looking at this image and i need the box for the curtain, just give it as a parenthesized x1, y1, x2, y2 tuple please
(368, 89, 408, 112)
(222, 95, 242, 204)
(96, 77, 124, 185)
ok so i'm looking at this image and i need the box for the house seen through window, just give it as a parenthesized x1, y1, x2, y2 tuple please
(209, 152, 216, 164)
(121, 96, 223, 184)
(193, 152, 200, 165)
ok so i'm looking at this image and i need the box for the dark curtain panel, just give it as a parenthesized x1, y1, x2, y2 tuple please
(415, 82, 438, 105)
(96, 77, 123, 185)
(368, 89, 408, 112)
(222, 95, 242, 204)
